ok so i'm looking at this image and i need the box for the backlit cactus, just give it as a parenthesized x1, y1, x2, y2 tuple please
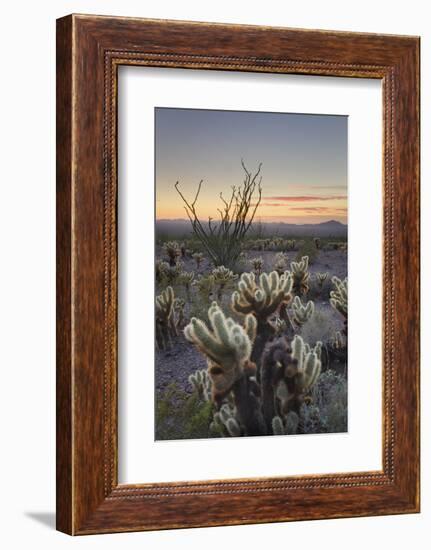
(212, 265, 238, 300)
(184, 302, 257, 399)
(316, 272, 328, 288)
(155, 259, 169, 283)
(232, 270, 293, 321)
(177, 270, 195, 299)
(155, 286, 176, 350)
(331, 330, 345, 350)
(173, 297, 186, 330)
(272, 411, 299, 435)
(290, 255, 310, 295)
(290, 334, 322, 392)
(250, 256, 264, 275)
(163, 241, 181, 266)
(189, 368, 212, 401)
(192, 273, 216, 302)
(292, 296, 315, 326)
(330, 276, 348, 332)
(210, 403, 241, 437)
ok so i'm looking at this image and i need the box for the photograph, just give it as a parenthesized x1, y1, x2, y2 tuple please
(154, 107, 348, 440)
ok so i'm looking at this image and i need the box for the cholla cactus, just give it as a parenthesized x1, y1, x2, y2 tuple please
(180, 242, 187, 258)
(210, 403, 241, 437)
(330, 276, 348, 319)
(286, 239, 296, 251)
(272, 315, 287, 336)
(232, 271, 293, 322)
(192, 252, 204, 269)
(173, 297, 186, 330)
(272, 412, 299, 435)
(290, 255, 310, 295)
(273, 252, 288, 275)
(192, 274, 215, 302)
(250, 256, 264, 275)
(313, 237, 321, 249)
(292, 296, 314, 326)
(163, 241, 181, 266)
(155, 286, 176, 349)
(316, 272, 328, 288)
(189, 368, 212, 401)
(177, 270, 195, 299)
(184, 302, 257, 399)
(275, 334, 322, 415)
(155, 259, 170, 283)
(331, 330, 345, 350)
(212, 265, 238, 300)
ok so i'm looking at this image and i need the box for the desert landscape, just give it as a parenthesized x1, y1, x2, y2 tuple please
(154, 108, 348, 440)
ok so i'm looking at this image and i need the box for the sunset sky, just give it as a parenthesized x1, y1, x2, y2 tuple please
(155, 108, 347, 225)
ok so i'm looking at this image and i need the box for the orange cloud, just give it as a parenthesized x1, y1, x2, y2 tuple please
(264, 195, 347, 202)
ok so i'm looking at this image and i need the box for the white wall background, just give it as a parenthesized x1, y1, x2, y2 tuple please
(0, 1, 427, 548)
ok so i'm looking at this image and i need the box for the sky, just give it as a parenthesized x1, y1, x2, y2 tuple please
(155, 108, 347, 225)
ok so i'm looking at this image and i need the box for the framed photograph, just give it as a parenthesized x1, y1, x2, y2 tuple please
(56, 14, 420, 535)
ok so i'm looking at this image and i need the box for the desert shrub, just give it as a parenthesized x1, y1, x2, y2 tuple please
(295, 370, 347, 434)
(155, 383, 214, 440)
(311, 369, 347, 433)
(299, 307, 340, 346)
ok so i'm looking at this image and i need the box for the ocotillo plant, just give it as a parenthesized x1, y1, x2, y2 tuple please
(155, 286, 176, 350)
(212, 265, 238, 301)
(290, 255, 310, 296)
(250, 257, 264, 275)
(163, 241, 181, 266)
(192, 252, 204, 269)
(316, 271, 328, 289)
(330, 276, 348, 334)
(292, 296, 315, 327)
(175, 160, 263, 269)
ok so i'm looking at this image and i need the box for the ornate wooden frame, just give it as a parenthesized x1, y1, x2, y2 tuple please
(56, 14, 420, 535)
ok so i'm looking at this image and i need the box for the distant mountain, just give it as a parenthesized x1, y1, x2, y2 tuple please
(156, 219, 347, 238)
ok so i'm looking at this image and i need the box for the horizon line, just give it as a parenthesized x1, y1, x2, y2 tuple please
(156, 218, 347, 226)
